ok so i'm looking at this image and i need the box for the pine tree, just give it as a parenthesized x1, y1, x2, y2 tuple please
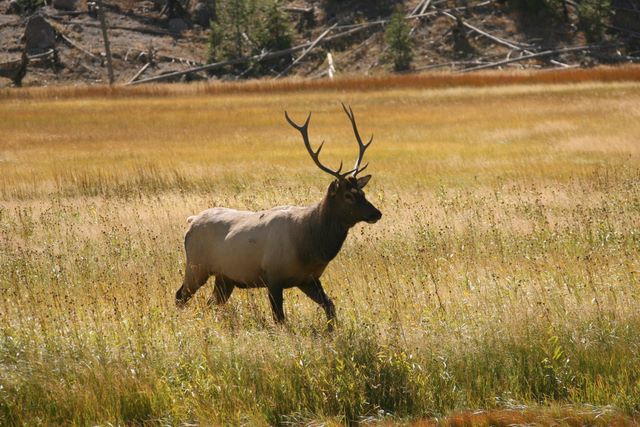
(208, 0, 292, 75)
(258, 0, 292, 52)
(208, 0, 257, 63)
(384, 5, 413, 72)
(578, 0, 612, 41)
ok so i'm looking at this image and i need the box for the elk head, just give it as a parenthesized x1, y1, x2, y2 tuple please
(285, 103, 382, 228)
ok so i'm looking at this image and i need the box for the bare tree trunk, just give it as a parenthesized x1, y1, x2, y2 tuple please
(13, 51, 29, 87)
(96, 0, 114, 85)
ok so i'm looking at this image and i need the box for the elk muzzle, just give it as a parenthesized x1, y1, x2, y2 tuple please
(365, 207, 382, 224)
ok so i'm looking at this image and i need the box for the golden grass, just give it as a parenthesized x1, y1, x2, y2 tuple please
(1, 77, 640, 425)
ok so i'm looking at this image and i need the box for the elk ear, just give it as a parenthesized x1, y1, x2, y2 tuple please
(356, 175, 372, 189)
(328, 180, 340, 197)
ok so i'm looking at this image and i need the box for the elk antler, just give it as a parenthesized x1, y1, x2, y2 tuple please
(285, 111, 356, 180)
(341, 103, 373, 177)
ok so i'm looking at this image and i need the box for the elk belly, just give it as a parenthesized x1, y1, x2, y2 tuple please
(214, 229, 267, 286)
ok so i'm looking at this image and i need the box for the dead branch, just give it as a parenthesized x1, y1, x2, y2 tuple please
(276, 23, 337, 79)
(413, 0, 494, 19)
(106, 25, 173, 37)
(127, 62, 151, 84)
(45, 10, 85, 17)
(460, 44, 617, 72)
(47, 18, 174, 37)
(59, 33, 100, 61)
(122, 48, 200, 66)
(77, 61, 101, 76)
(441, 11, 531, 50)
(0, 20, 21, 30)
(410, 0, 433, 17)
(441, 11, 570, 67)
(155, 54, 202, 66)
(27, 49, 56, 61)
(419, 0, 434, 15)
(333, 0, 494, 32)
(409, 0, 428, 16)
(415, 60, 489, 71)
(39, 16, 103, 63)
(283, 7, 313, 14)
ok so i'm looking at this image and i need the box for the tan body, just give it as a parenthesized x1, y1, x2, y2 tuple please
(176, 105, 382, 328)
(184, 204, 331, 289)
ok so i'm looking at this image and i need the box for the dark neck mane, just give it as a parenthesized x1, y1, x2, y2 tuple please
(304, 196, 349, 264)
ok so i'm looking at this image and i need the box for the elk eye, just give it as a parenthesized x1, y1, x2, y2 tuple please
(344, 192, 355, 203)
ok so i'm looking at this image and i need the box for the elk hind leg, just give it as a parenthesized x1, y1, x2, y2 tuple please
(176, 264, 210, 307)
(267, 286, 285, 324)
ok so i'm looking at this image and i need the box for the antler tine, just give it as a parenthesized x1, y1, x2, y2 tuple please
(284, 110, 311, 131)
(356, 162, 369, 175)
(341, 102, 373, 177)
(285, 111, 349, 180)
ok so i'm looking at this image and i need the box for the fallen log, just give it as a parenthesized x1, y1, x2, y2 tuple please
(413, 1, 493, 19)
(28, 49, 56, 61)
(46, 18, 174, 37)
(155, 54, 201, 66)
(414, 60, 489, 71)
(0, 20, 21, 29)
(276, 23, 337, 79)
(419, 0, 433, 15)
(283, 6, 313, 14)
(331, 1, 494, 31)
(128, 49, 300, 85)
(127, 62, 151, 84)
(38, 16, 102, 62)
(441, 11, 531, 51)
(441, 11, 570, 67)
(409, 0, 428, 17)
(460, 44, 616, 72)
(59, 33, 100, 61)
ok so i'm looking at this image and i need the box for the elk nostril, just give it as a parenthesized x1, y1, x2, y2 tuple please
(365, 210, 382, 224)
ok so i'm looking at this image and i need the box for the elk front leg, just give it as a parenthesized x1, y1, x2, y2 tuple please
(207, 275, 235, 307)
(176, 264, 210, 307)
(298, 279, 336, 330)
(267, 286, 286, 324)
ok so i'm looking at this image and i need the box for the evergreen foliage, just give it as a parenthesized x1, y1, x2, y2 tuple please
(505, 0, 565, 19)
(208, 0, 292, 75)
(384, 5, 413, 72)
(16, 0, 44, 12)
(257, 1, 293, 52)
(577, 0, 612, 41)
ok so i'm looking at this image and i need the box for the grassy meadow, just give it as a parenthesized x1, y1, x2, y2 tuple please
(1, 74, 640, 425)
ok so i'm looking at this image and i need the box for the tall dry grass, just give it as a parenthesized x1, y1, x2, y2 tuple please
(1, 79, 639, 425)
(1, 65, 640, 101)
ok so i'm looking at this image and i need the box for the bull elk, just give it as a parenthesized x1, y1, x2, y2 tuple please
(176, 104, 382, 328)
